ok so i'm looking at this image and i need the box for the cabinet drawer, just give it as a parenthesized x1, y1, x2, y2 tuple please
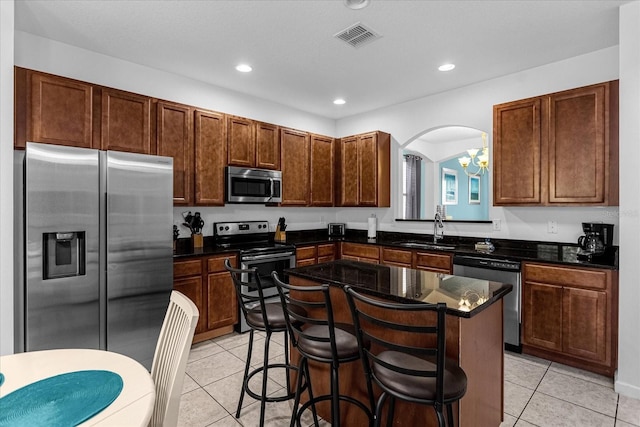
(342, 243, 380, 260)
(524, 263, 609, 290)
(207, 254, 236, 273)
(296, 246, 317, 261)
(174, 259, 202, 278)
(382, 248, 412, 265)
(414, 252, 452, 271)
(317, 243, 336, 257)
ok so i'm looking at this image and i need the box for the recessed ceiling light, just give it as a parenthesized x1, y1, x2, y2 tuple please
(438, 63, 456, 72)
(333, 98, 346, 105)
(235, 64, 252, 73)
(344, 0, 370, 10)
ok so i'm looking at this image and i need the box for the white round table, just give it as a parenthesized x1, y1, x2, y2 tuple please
(0, 348, 155, 426)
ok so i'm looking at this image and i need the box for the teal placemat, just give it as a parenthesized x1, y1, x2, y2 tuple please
(0, 370, 123, 427)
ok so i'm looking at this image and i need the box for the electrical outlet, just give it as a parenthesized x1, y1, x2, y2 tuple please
(492, 219, 501, 231)
(548, 220, 558, 234)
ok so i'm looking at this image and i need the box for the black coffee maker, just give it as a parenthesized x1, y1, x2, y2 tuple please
(577, 222, 614, 260)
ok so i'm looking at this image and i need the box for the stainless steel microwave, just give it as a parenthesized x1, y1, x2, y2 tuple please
(226, 166, 282, 203)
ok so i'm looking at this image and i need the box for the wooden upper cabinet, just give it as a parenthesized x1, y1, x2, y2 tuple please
(310, 134, 334, 206)
(281, 127, 310, 206)
(17, 69, 94, 149)
(157, 101, 193, 205)
(493, 97, 542, 205)
(338, 136, 359, 206)
(256, 122, 280, 170)
(100, 88, 152, 154)
(336, 131, 390, 207)
(548, 84, 613, 205)
(358, 132, 379, 206)
(227, 116, 256, 167)
(493, 81, 618, 206)
(194, 109, 226, 205)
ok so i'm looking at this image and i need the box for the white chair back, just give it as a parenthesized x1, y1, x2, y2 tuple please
(148, 290, 199, 427)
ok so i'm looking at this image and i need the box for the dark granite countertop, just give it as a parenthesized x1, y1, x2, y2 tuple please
(285, 259, 513, 318)
(285, 229, 619, 270)
(173, 229, 618, 270)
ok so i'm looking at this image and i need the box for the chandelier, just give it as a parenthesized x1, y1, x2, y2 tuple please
(457, 132, 489, 176)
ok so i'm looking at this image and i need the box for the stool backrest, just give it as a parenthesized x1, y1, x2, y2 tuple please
(271, 272, 339, 362)
(224, 259, 270, 329)
(344, 285, 447, 406)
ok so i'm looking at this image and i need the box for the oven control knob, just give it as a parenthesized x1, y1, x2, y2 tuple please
(258, 224, 263, 229)
(218, 226, 223, 231)
(225, 226, 229, 231)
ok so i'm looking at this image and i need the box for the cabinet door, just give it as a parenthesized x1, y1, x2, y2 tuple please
(493, 98, 543, 205)
(157, 101, 193, 205)
(28, 72, 94, 149)
(281, 128, 310, 206)
(413, 252, 452, 274)
(227, 116, 255, 167)
(358, 132, 378, 206)
(174, 276, 206, 334)
(256, 122, 280, 170)
(382, 248, 412, 268)
(523, 282, 563, 351)
(562, 286, 607, 363)
(194, 110, 226, 205)
(206, 271, 238, 330)
(296, 246, 317, 266)
(100, 88, 152, 154)
(338, 136, 359, 206)
(548, 84, 607, 204)
(310, 134, 334, 206)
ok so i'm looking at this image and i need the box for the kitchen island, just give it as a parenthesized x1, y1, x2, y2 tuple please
(285, 259, 513, 426)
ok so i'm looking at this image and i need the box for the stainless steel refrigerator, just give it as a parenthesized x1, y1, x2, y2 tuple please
(14, 142, 173, 370)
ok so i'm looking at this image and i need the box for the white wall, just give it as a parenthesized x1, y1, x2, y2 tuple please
(0, 0, 15, 356)
(616, 1, 640, 400)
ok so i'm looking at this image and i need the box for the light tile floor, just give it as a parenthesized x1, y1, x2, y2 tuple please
(177, 331, 640, 427)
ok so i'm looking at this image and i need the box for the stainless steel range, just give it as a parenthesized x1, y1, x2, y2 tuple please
(214, 221, 296, 333)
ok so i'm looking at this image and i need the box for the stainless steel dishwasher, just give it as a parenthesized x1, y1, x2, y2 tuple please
(453, 255, 522, 352)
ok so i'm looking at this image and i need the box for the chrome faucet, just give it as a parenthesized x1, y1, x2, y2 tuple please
(433, 208, 444, 243)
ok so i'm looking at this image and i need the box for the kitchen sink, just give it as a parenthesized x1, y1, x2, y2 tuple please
(393, 241, 456, 251)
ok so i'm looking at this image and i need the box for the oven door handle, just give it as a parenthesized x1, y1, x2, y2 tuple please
(242, 252, 295, 261)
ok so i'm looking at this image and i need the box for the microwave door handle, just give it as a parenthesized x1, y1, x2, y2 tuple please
(267, 178, 274, 202)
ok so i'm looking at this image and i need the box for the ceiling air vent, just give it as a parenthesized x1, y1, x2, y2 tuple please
(334, 22, 381, 48)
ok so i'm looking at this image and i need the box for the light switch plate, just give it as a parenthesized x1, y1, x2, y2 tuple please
(492, 219, 501, 231)
(548, 220, 558, 234)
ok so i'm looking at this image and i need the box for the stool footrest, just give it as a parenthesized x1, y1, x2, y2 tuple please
(244, 363, 305, 403)
(294, 393, 372, 426)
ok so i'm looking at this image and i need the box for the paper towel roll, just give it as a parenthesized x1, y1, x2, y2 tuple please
(367, 216, 377, 239)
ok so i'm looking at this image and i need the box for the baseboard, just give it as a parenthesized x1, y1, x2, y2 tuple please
(615, 374, 640, 399)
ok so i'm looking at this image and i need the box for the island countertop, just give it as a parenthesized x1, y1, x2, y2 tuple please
(284, 259, 512, 318)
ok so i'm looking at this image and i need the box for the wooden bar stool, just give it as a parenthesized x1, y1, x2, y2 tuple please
(344, 285, 467, 427)
(272, 272, 374, 427)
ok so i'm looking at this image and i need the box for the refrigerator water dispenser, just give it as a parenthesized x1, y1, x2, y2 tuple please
(43, 231, 86, 279)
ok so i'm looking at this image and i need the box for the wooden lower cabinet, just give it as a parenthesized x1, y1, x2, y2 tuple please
(381, 247, 412, 268)
(522, 262, 617, 376)
(414, 251, 453, 274)
(296, 243, 337, 266)
(296, 245, 317, 267)
(340, 242, 380, 264)
(173, 253, 238, 343)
